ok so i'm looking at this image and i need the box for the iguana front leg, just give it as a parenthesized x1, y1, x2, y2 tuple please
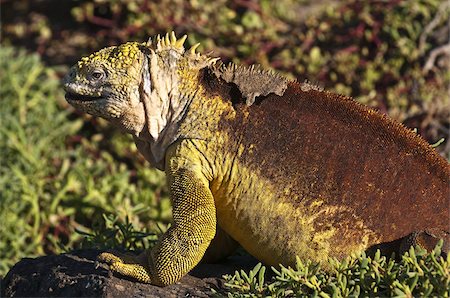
(98, 163, 216, 286)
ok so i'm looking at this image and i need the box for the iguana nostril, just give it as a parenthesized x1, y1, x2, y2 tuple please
(62, 69, 75, 90)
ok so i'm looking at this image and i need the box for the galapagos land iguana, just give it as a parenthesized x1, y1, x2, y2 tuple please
(63, 32, 450, 286)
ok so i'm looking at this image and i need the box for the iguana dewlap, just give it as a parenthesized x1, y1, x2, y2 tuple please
(63, 32, 450, 286)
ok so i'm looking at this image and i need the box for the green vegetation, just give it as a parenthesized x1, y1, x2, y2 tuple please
(222, 243, 449, 297)
(77, 214, 161, 252)
(1, 0, 449, 295)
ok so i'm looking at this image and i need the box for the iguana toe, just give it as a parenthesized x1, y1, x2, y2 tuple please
(97, 251, 125, 264)
(109, 261, 152, 283)
(97, 251, 153, 283)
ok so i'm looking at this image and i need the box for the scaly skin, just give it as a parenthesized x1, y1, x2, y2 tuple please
(63, 32, 450, 286)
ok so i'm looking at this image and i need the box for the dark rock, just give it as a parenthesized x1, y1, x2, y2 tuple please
(1, 250, 258, 297)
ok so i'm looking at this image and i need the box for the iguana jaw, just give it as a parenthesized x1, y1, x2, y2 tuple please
(64, 91, 102, 102)
(64, 82, 106, 105)
(63, 72, 145, 133)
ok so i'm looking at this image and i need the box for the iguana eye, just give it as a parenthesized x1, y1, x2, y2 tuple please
(90, 69, 105, 81)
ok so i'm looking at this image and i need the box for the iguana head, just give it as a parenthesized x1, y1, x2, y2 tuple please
(64, 42, 147, 132)
(63, 32, 218, 166)
(63, 32, 218, 133)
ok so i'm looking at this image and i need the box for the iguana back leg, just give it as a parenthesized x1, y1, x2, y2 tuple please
(367, 229, 449, 258)
(399, 229, 449, 256)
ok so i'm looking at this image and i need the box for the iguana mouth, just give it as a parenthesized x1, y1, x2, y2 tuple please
(65, 91, 103, 102)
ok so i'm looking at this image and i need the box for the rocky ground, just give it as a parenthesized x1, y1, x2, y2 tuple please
(1, 250, 258, 297)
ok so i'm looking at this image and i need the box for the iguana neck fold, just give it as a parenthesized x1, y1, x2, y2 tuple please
(136, 48, 209, 169)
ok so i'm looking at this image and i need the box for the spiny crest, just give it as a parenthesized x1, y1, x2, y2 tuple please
(300, 79, 324, 92)
(146, 31, 220, 65)
(211, 61, 290, 106)
(216, 62, 287, 82)
(145, 31, 187, 51)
